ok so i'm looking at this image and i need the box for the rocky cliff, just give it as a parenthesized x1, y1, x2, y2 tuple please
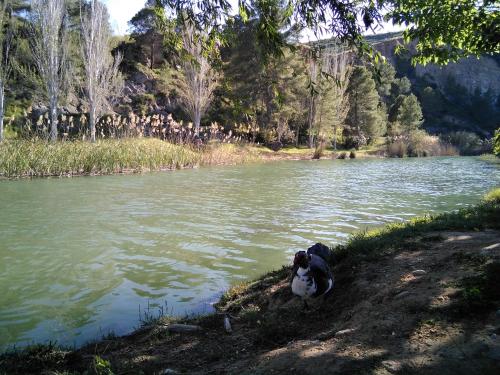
(368, 32, 500, 136)
(369, 33, 500, 98)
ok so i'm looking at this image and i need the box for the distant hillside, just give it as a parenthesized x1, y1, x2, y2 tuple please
(368, 32, 500, 136)
(318, 32, 499, 137)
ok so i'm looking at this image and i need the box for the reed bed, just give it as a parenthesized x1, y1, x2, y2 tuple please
(0, 138, 200, 178)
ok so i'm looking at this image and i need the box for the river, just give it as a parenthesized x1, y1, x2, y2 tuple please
(0, 157, 498, 350)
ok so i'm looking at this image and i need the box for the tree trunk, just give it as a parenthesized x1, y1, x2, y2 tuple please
(333, 124, 337, 150)
(354, 90, 359, 137)
(49, 96, 58, 142)
(89, 104, 96, 143)
(0, 85, 4, 142)
(295, 122, 300, 147)
(277, 119, 282, 143)
(194, 110, 201, 135)
(308, 96, 316, 148)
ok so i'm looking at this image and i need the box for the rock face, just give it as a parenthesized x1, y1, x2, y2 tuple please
(366, 32, 500, 136)
(414, 56, 500, 97)
(370, 33, 500, 98)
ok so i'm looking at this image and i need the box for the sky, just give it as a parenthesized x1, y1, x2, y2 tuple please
(103, 0, 404, 38)
(103, 0, 145, 36)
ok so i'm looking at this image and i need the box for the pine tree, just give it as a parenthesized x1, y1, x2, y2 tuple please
(345, 66, 383, 145)
(391, 77, 411, 99)
(129, 1, 167, 70)
(374, 62, 396, 101)
(396, 94, 424, 132)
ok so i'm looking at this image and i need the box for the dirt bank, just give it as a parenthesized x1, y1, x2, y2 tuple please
(2, 236, 499, 374)
(89, 231, 500, 375)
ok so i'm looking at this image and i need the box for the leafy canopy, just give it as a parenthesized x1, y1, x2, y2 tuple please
(161, 0, 499, 65)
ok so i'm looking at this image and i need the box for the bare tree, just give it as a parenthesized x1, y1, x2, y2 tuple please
(175, 21, 218, 135)
(0, 0, 15, 142)
(80, 0, 122, 142)
(29, 0, 68, 142)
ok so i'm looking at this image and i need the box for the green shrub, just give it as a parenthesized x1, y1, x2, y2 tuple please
(3, 125, 18, 139)
(131, 93, 156, 115)
(91, 356, 114, 375)
(440, 131, 490, 155)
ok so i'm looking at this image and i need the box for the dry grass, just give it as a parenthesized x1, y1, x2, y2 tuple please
(199, 143, 260, 166)
(387, 131, 459, 158)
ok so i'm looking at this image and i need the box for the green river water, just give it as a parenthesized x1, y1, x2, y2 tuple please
(0, 157, 498, 350)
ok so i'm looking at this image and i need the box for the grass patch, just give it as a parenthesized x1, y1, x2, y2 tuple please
(0, 139, 200, 178)
(333, 190, 500, 261)
(479, 154, 500, 165)
(0, 140, 288, 178)
(458, 262, 500, 313)
(0, 137, 400, 179)
(216, 266, 290, 312)
(482, 187, 500, 204)
(0, 343, 82, 375)
(276, 146, 315, 155)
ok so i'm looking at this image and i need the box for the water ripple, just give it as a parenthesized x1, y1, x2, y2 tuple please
(0, 157, 498, 349)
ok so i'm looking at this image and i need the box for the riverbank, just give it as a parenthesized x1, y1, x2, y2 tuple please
(481, 154, 500, 165)
(1, 189, 499, 375)
(0, 139, 391, 179)
(3, 137, 489, 179)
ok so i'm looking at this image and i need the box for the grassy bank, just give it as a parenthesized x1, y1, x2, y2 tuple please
(480, 154, 500, 165)
(219, 187, 500, 308)
(335, 186, 500, 261)
(0, 139, 385, 179)
(1, 189, 499, 375)
(0, 139, 330, 179)
(0, 139, 200, 178)
(3, 137, 485, 179)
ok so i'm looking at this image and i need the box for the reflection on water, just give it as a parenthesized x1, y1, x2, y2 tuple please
(0, 157, 498, 349)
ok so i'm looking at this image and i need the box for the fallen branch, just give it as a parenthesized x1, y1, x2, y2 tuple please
(163, 324, 203, 333)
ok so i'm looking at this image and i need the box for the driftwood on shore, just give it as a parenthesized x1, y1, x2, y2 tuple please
(163, 324, 203, 333)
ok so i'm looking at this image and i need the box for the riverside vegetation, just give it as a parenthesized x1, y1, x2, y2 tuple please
(1, 188, 499, 375)
(1, 133, 497, 178)
(0, 138, 349, 178)
(0, 0, 498, 168)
